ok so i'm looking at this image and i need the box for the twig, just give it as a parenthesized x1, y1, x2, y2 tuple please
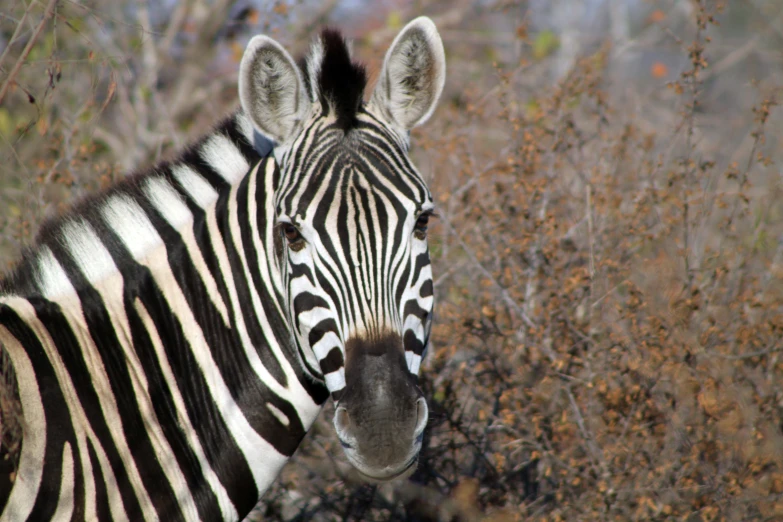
(440, 218, 535, 329)
(710, 345, 782, 361)
(565, 386, 606, 478)
(0, 0, 59, 106)
(586, 184, 595, 278)
(0, 1, 34, 75)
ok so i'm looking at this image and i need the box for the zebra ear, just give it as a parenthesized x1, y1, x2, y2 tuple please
(370, 17, 446, 132)
(239, 35, 309, 145)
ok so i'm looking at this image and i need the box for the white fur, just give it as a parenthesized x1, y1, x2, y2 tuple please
(370, 16, 446, 132)
(200, 134, 250, 184)
(62, 220, 118, 283)
(265, 403, 290, 428)
(36, 246, 76, 298)
(172, 164, 219, 209)
(306, 37, 324, 103)
(50, 443, 74, 522)
(235, 111, 258, 148)
(0, 323, 46, 521)
(239, 35, 309, 145)
(324, 369, 346, 392)
(143, 177, 192, 230)
(407, 352, 422, 376)
(101, 195, 162, 261)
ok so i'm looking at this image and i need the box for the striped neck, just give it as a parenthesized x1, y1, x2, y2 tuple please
(0, 110, 328, 520)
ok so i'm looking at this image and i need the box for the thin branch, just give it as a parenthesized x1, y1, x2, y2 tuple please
(0, 1, 35, 74)
(0, 0, 59, 106)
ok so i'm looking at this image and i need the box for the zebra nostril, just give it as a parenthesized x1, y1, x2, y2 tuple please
(335, 406, 351, 433)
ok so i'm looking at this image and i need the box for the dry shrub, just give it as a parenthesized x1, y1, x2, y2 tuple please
(400, 2, 783, 520)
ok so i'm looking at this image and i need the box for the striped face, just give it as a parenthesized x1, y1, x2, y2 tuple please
(240, 18, 445, 480)
(274, 113, 435, 393)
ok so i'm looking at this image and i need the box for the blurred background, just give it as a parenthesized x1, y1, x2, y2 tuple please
(2, 0, 782, 520)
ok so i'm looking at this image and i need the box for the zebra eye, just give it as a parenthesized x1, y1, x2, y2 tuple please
(414, 213, 430, 239)
(281, 223, 305, 250)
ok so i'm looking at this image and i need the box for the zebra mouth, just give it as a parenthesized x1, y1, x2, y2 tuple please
(355, 457, 419, 483)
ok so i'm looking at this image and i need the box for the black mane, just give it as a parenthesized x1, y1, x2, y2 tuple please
(316, 29, 367, 132)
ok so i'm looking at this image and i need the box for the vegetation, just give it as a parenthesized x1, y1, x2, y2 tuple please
(2, 0, 782, 520)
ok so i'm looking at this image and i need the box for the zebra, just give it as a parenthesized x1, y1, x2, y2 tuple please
(0, 16, 445, 522)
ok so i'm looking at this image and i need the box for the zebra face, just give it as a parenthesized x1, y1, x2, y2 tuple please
(239, 17, 445, 481)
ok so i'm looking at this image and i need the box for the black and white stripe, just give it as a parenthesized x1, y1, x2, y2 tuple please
(1, 16, 445, 520)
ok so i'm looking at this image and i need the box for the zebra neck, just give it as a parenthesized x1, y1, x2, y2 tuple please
(0, 111, 328, 520)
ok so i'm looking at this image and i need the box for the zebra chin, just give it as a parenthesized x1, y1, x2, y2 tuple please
(331, 332, 428, 482)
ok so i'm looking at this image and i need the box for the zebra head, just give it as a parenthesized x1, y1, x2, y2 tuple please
(238, 18, 445, 481)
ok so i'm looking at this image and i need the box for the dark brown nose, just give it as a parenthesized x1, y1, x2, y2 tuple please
(333, 333, 428, 479)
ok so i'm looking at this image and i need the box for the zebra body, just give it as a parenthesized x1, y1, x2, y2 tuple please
(0, 17, 445, 522)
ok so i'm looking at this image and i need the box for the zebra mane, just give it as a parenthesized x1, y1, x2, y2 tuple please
(0, 113, 261, 297)
(304, 29, 367, 132)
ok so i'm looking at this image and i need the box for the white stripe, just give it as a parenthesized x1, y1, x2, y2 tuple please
(36, 246, 76, 298)
(0, 322, 45, 521)
(62, 220, 117, 283)
(143, 176, 231, 326)
(115, 217, 291, 496)
(1, 297, 130, 522)
(265, 403, 290, 427)
(172, 164, 218, 209)
(406, 351, 422, 375)
(102, 196, 162, 261)
(324, 369, 346, 392)
(51, 443, 74, 522)
(200, 134, 249, 184)
(144, 177, 191, 230)
(311, 330, 341, 362)
(62, 228, 159, 522)
(79, 432, 97, 522)
(133, 299, 237, 521)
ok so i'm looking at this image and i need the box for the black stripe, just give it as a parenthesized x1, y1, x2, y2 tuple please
(307, 319, 339, 348)
(87, 438, 111, 521)
(1, 303, 67, 522)
(404, 330, 426, 357)
(403, 300, 429, 323)
(71, 438, 86, 522)
(319, 347, 345, 376)
(233, 170, 287, 387)
(293, 293, 330, 331)
(57, 229, 182, 521)
(395, 260, 411, 305)
(134, 271, 259, 517)
(411, 252, 431, 287)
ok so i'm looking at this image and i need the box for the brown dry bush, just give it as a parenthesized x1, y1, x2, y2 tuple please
(2, 1, 783, 521)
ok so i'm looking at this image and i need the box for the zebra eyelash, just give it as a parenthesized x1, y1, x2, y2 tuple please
(275, 221, 306, 250)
